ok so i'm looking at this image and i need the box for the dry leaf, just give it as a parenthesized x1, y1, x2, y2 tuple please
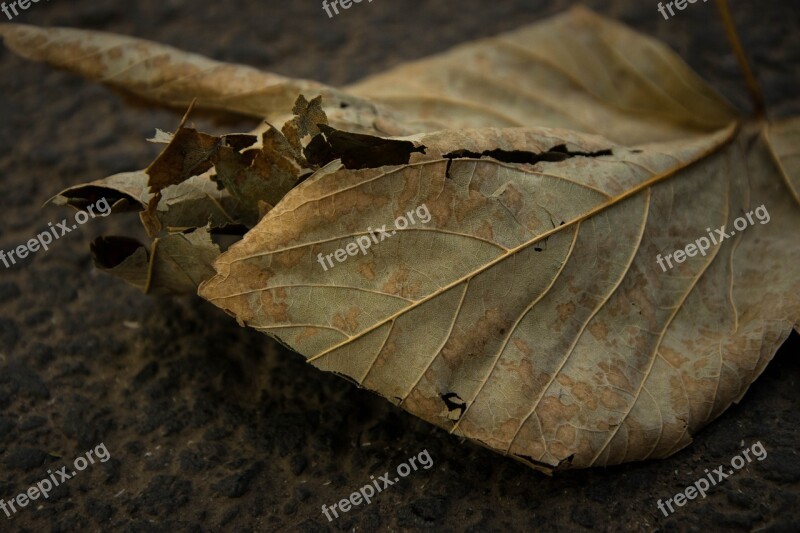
(0, 22, 415, 136)
(282, 95, 329, 153)
(51, 97, 327, 292)
(50, 171, 242, 234)
(347, 8, 738, 144)
(212, 124, 310, 226)
(199, 124, 799, 472)
(91, 236, 151, 291)
(93, 228, 221, 295)
(0, 7, 737, 141)
(4, 7, 798, 472)
(49, 170, 151, 214)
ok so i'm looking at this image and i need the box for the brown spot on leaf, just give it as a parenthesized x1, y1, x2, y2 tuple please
(589, 321, 608, 341)
(557, 301, 576, 322)
(358, 261, 376, 281)
(258, 290, 288, 323)
(600, 388, 627, 411)
(332, 307, 361, 334)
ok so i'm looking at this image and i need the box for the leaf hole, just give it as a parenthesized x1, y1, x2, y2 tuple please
(443, 144, 612, 165)
(440, 392, 466, 420)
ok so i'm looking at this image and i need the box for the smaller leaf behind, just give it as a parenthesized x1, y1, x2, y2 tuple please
(91, 228, 222, 295)
(145, 96, 327, 230)
(212, 126, 309, 227)
(282, 95, 329, 154)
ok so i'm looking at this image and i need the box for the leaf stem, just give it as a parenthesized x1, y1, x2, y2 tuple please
(715, 0, 766, 119)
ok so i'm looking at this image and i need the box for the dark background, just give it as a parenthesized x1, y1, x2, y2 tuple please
(0, 1, 798, 531)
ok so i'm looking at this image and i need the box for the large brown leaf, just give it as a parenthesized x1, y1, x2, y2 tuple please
(0, 7, 737, 142)
(199, 124, 799, 471)
(4, 7, 797, 472)
(0, 22, 416, 136)
(347, 7, 738, 144)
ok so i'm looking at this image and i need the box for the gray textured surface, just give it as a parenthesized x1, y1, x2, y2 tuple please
(0, 0, 798, 531)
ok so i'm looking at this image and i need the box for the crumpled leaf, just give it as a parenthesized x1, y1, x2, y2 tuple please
(142, 102, 254, 235)
(199, 124, 799, 472)
(144, 96, 319, 230)
(53, 95, 328, 293)
(0, 22, 415, 136)
(282, 95, 329, 153)
(146, 174, 242, 234)
(146, 125, 256, 195)
(92, 227, 221, 295)
(5, 6, 798, 473)
(49, 170, 150, 214)
(212, 124, 309, 227)
(91, 236, 151, 291)
(49, 170, 243, 234)
(0, 7, 737, 142)
(51, 166, 240, 295)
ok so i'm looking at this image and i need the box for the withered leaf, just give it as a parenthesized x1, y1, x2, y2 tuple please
(91, 236, 151, 291)
(49, 170, 149, 214)
(147, 128, 257, 193)
(212, 125, 308, 227)
(93, 228, 221, 295)
(0, 22, 412, 136)
(143, 174, 242, 235)
(5, 7, 798, 473)
(146, 97, 318, 229)
(0, 7, 736, 141)
(52, 169, 243, 236)
(346, 7, 738, 143)
(55, 169, 240, 294)
(143, 103, 255, 235)
(282, 94, 329, 153)
(199, 124, 799, 472)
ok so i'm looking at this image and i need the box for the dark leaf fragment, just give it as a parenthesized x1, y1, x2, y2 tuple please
(305, 124, 426, 169)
